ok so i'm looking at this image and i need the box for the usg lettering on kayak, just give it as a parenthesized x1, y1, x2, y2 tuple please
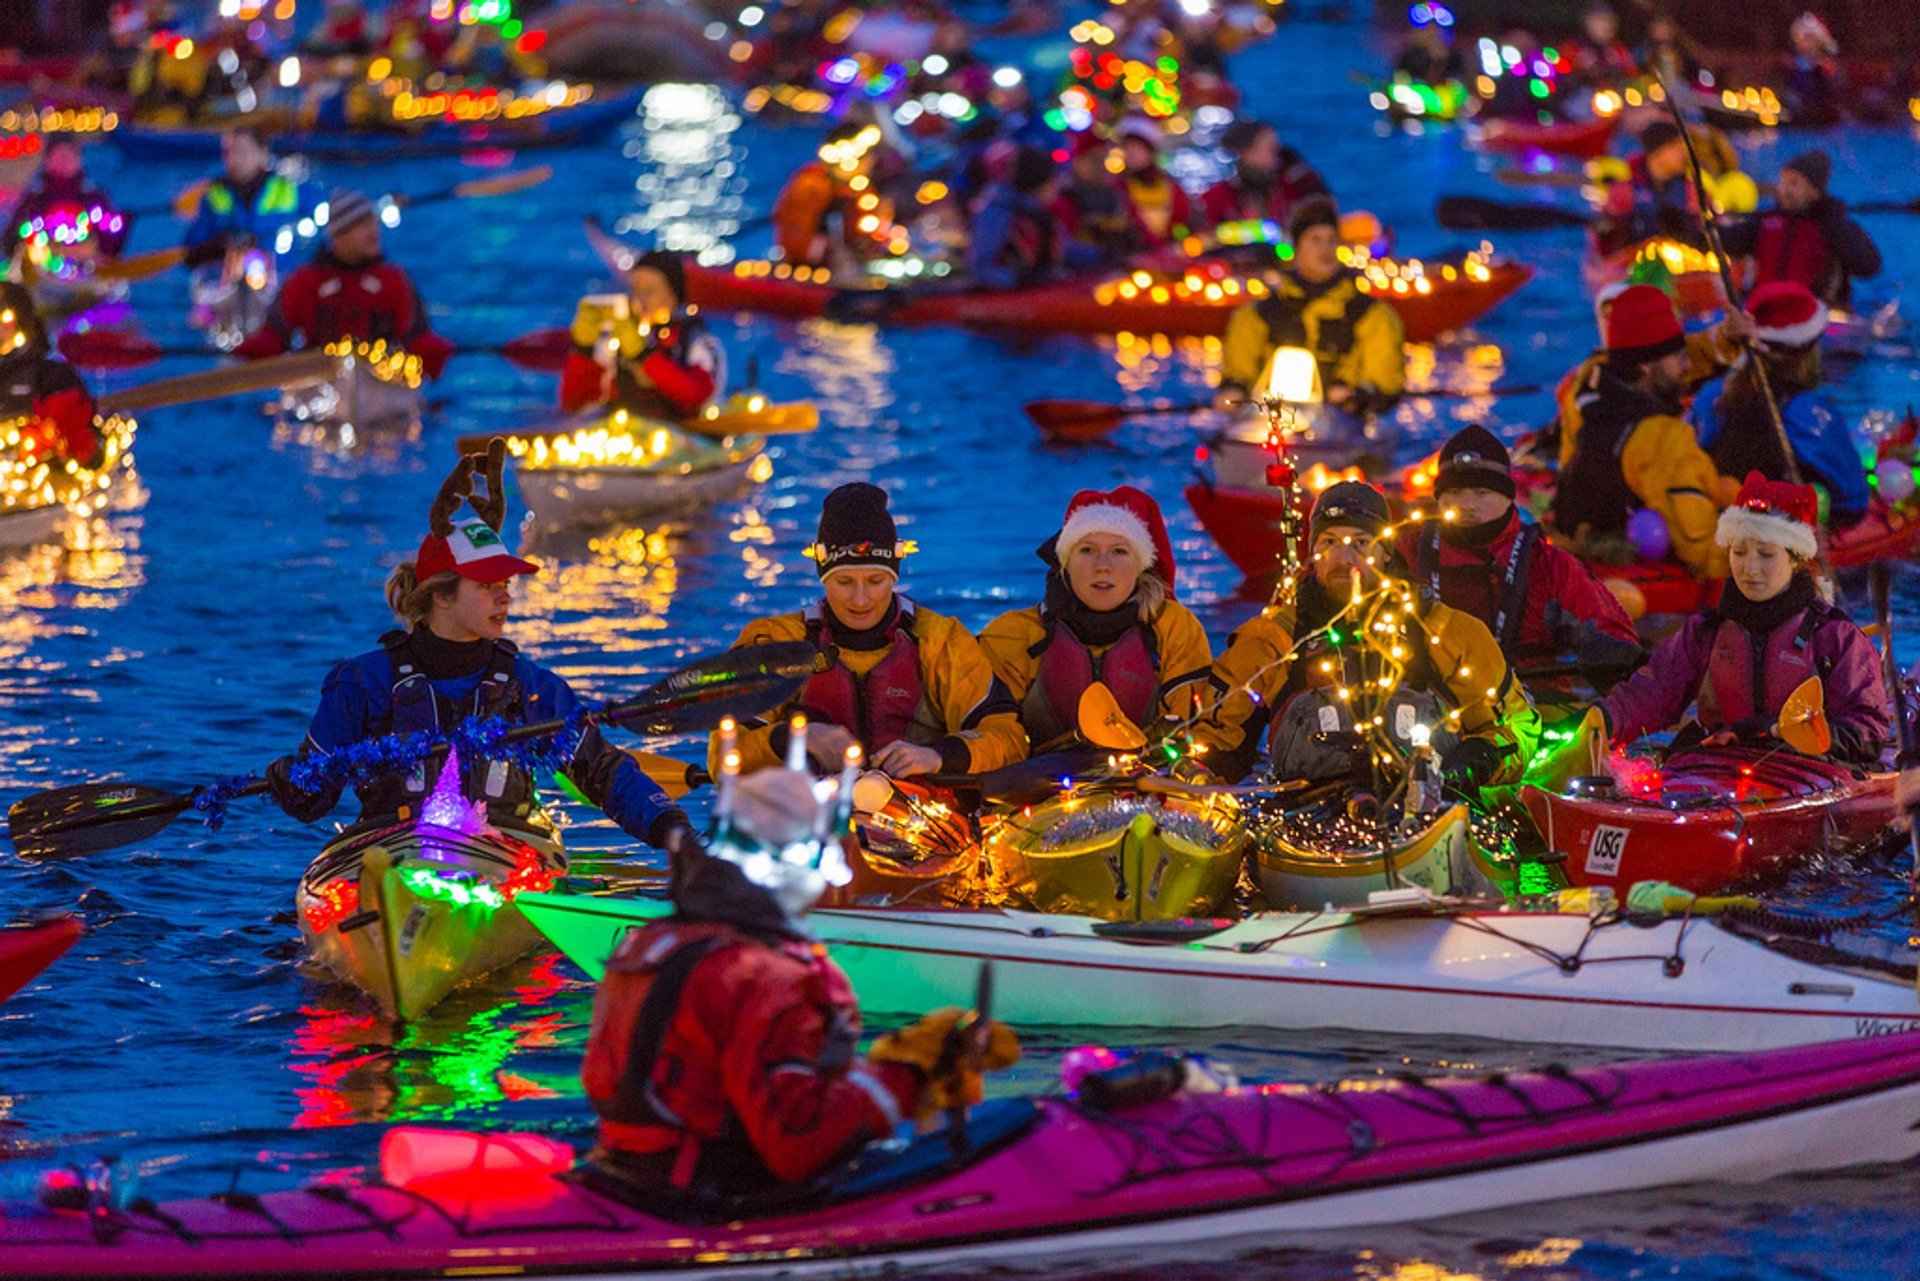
(1854, 1018, 1920, 1038)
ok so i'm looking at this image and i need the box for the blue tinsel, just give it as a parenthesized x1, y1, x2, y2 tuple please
(193, 774, 260, 831)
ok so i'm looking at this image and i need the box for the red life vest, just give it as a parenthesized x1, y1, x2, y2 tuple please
(1696, 608, 1830, 730)
(796, 600, 930, 752)
(1752, 212, 1834, 298)
(284, 258, 419, 346)
(1023, 615, 1161, 748)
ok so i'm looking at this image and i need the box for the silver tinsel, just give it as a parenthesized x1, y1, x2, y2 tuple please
(1024, 795, 1234, 852)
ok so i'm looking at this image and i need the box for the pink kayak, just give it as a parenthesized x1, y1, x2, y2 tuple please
(0, 917, 81, 1005)
(7, 1033, 1920, 1276)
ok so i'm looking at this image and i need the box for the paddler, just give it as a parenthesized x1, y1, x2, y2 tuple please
(967, 146, 1101, 291)
(265, 444, 698, 852)
(1715, 151, 1882, 308)
(1783, 11, 1846, 127)
(1052, 132, 1139, 265)
(1195, 481, 1540, 790)
(1549, 284, 1740, 580)
(1399, 425, 1639, 668)
(582, 743, 1018, 1197)
(980, 487, 1213, 753)
(1114, 116, 1203, 250)
(558, 249, 726, 418)
(1199, 119, 1330, 234)
(0, 282, 103, 467)
(234, 189, 454, 377)
(771, 121, 887, 269)
(1591, 121, 1703, 257)
(1, 139, 129, 263)
(1216, 197, 1406, 415)
(1689, 281, 1871, 529)
(181, 126, 322, 271)
(714, 482, 1028, 779)
(1596, 472, 1888, 763)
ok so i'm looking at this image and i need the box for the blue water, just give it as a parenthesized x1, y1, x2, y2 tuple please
(6, 8, 1920, 1277)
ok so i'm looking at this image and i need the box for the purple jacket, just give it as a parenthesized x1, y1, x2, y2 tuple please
(1601, 601, 1889, 765)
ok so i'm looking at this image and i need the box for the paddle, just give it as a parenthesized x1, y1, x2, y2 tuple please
(7, 641, 825, 859)
(1436, 195, 1593, 231)
(97, 350, 341, 414)
(1078, 682, 1147, 753)
(944, 961, 994, 1157)
(625, 750, 712, 801)
(1027, 384, 1545, 439)
(63, 325, 575, 375)
(1852, 198, 1920, 216)
(1773, 677, 1830, 757)
(1869, 563, 1920, 891)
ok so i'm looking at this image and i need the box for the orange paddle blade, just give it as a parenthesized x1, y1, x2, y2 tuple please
(1774, 676, 1830, 756)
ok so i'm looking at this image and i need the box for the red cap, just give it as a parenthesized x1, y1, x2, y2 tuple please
(1603, 283, 1686, 361)
(1056, 485, 1176, 591)
(415, 517, 539, 582)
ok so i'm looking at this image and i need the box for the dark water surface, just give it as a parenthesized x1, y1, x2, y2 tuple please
(6, 9, 1920, 1279)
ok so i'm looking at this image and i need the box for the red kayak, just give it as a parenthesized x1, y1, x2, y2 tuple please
(1476, 114, 1617, 159)
(0, 917, 81, 1005)
(684, 257, 1534, 343)
(1524, 749, 1894, 896)
(1186, 481, 1308, 581)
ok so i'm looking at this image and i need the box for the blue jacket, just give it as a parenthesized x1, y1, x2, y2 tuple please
(182, 172, 323, 270)
(1690, 374, 1872, 521)
(303, 642, 685, 846)
(968, 183, 1100, 291)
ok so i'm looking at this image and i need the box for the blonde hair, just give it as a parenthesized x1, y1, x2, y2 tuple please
(384, 562, 463, 626)
(1134, 571, 1167, 622)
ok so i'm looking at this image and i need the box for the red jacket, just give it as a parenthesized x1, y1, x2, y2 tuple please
(1398, 511, 1637, 663)
(235, 249, 451, 376)
(1119, 173, 1201, 249)
(1199, 153, 1329, 231)
(0, 352, 100, 464)
(583, 916, 920, 1189)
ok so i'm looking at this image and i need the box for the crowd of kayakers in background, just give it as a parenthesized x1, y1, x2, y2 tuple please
(13, 0, 1920, 1217)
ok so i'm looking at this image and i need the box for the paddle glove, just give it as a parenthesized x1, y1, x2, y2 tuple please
(1438, 738, 1506, 794)
(266, 754, 342, 823)
(1544, 601, 1647, 677)
(868, 1007, 1021, 1119)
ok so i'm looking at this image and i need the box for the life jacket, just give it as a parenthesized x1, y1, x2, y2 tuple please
(0, 353, 66, 419)
(203, 173, 302, 219)
(1752, 211, 1838, 302)
(1695, 604, 1839, 732)
(286, 255, 419, 346)
(1265, 631, 1457, 781)
(796, 600, 938, 753)
(1125, 174, 1180, 241)
(352, 632, 535, 824)
(994, 193, 1056, 288)
(1020, 613, 1161, 749)
(590, 919, 854, 1194)
(1413, 521, 1541, 660)
(1253, 273, 1376, 392)
(1551, 374, 1652, 537)
(1061, 182, 1130, 245)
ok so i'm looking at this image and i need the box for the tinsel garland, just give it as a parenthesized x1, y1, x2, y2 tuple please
(193, 773, 262, 831)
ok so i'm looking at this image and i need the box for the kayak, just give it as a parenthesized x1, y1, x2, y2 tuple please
(1475, 114, 1618, 159)
(1827, 297, 1903, 356)
(1523, 748, 1894, 897)
(109, 86, 643, 163)
(681, 254, 1534, 343)
(984, 785, 1248, 921)
(521, 891, 1920, 1051)
(11, 1032, 1920, 1277)
(1253, 799, 1504, 909)
(275, 340, 425, 434)
(1582, 237, 1726, 318)
(504, 410, 773, 536)
(297, 813, 567, 1021)
(0, 917, 82, 1005)
(0, 412, 136, 551)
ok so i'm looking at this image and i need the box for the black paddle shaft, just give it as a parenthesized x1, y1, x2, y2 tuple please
(1869, 565, 1920, 893)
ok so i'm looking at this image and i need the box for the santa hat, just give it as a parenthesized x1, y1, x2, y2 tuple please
(1748, 280, 1826, 349)
(1056, 486, 1176, 589)
(1716, 470, 1820, 562)
(1604, 284, 1686, 364)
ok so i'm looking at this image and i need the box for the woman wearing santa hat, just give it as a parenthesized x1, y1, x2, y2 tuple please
(1598, 472, 1889, 763)
(979, 487, 1213, 754)
(713, 482, 1028, 779)
(1689, 280, 1872, 529)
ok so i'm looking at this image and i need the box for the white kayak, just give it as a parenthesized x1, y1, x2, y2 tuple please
(505, 410, 770, 535)
(0, 413, 138, 550)
(518, 890, 1920, 1053)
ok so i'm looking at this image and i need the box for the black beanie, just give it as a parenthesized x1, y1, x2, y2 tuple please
(1288, 195, 1340, 244)
(1219, 118, 1269, 156)
(633, 249, 687, 307)
(1309, 480, 1391, 544)
(813, 482, 903, 578)
(1782, 149, 1831, 193)
(1011, 145, 1057, 195)
(1639, 120, 1682, 154)
(1433, 424, 1517, 500)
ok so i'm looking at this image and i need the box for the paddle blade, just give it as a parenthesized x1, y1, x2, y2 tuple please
(1077, 682, 1147, 752)
(99, 350, 340, 415)
(1775, 676, 1831, 757)
(496, 327, 574, 373)
(93, 246, 185, 284)
(8, 783, 194, 859)
(59, 329, 166, 371)
(691, 400, 819, 438)
(623, 749, 712, 800)
(605, 641, 829, 735)
(1025, 399, 1124, 441)
(448, 165, 553, 202)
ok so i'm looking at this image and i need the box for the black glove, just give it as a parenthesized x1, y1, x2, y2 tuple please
(1726, 715, 1775, 742)
(266, 754, 339, 823)
(1438, 738, 1505, 793)
(1545, 601, 1647, 673)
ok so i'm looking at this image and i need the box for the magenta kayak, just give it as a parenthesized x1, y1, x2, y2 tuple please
(6, 1032, 1920, 1277)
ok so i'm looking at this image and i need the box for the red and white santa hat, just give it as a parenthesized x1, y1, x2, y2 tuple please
(1748, 280, 1827, 350)
(1716, 470, 1820, 562)
(416, 518, 539, 582)
(1056, 486, 1176, 590)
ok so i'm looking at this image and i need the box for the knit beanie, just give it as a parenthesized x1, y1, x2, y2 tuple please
(1055, 485, 1176, 589)
(1638, 120, 1683, 154)
(632, 249, 687, 306)
(1604, 284, 1686, 364)
(1288, 195, 1340, 244)
(326, 188, 376, 237)
(1433, 424, 1516, 500)
(811, 482, 908, 579)
(1011, 145, 1057, 195)
(1782, 149, 1832, 193)
(1309, 480, 1392, 543)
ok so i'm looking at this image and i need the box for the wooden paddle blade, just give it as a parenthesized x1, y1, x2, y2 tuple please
(1077, 682, 1147, 752)
(1025, 399, 1124, 440)
(449, 165, 553, 201)
(495, 327, 574, 373)
(623, 749, 712, 800)
(172, 178, 212, 218)
(8, 783, 194, 859)
(59, 329, 167, 371)
(1774, 676, 1830, 756)
(689, 400, 819, 438)
(604, 641, 830, 735)
(99, 351, 340, 415)
(93, 246, 186, 284)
